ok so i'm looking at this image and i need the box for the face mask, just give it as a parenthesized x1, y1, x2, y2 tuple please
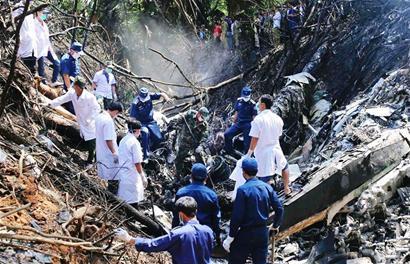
(72, 52, 80, 59)
(139, 95, 150, 102)
(40, 14, 47, 21)
(105, 68, 112, 74)
(255, 103, 260, 114)
(132, 129, 141, 138)
(178, 213, 184, 225)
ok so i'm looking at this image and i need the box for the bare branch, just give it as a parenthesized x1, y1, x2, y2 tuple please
(148, 47, 196, 87)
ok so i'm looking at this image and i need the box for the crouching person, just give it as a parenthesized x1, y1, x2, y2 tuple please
(115, 196, 215, 264)
(117, 119, 148, 209)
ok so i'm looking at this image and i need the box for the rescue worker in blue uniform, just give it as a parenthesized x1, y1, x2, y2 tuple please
(60, 42, 83, 114)
(114, 196, 214, 264)
(129, 87, 170, 159)
(223, 157, 284, 264)
(172, 163, 221, 243)
(224, 86, 257, 156)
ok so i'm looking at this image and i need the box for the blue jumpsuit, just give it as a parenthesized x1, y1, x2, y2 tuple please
(224, 98, 257, 154)
(129, 93, 162, 158)
(135, 219, 214, 264)
(60, 53, 80, 114)
(229, 177, 284, 264)
(172, 182, 221, 237)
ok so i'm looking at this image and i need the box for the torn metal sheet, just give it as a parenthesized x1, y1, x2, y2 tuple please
(365, 106, 395, 118)
(398, 187, 410, 204)
(285, 72, 317, 86)
(278, 128, 410, 236)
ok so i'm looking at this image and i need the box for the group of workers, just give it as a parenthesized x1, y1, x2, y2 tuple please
(115, 156, 283, 264)
(204, 0, 306, 54)
(211, 16, 241, 51)
(46, 75, 289, 263)
(14, 2, 293, 263)
(13, 2, 119, 114)
(111, 87, 289, 264)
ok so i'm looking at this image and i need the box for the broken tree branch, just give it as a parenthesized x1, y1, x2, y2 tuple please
(12, 3, 49, 23)
(148, 47, 196, 87)
(49, 26, 96, 38)
(0, 223, 86, 243)
(0, 0, 29, 117)
(71, 0, 79, 43)
(82, 0, 98, 48)
(0, 233, 90, 248)
(0, 203, 31, 219)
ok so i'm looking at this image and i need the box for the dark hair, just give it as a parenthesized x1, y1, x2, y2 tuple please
(260, 94, 273, 109)
(175, 196, 197, 218)
(243, 168, 258, 177)
(107, 102, 123, 112)
(73, 76, 86, 89)
(127, 118, 142, 132)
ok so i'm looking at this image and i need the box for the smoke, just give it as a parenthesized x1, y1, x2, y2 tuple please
(120, 17, 235, 99)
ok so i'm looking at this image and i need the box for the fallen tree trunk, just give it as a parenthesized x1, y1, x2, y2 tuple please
(33, 77, 62, 100)
(278, 128, 410, 239)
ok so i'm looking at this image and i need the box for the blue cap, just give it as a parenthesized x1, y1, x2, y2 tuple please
(139, 87, 149, 98)
(241, 86, 252, 97)
(242, 158, 258, 172)
(70, 42, 84, 55)
(191, 163, 207, 181)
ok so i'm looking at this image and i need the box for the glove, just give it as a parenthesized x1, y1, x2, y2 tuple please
(284, 186, 291, 195)
(195, 145, 203, 154)
(223, 236, 234, 253)
(114, 228, 132, 242)
(269, 226, 280, 237)
(113, 153, 119, 164)
(141, 173, 148, 188)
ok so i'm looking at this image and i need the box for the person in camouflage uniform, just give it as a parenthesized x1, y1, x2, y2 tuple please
(174, 107, 210, 177)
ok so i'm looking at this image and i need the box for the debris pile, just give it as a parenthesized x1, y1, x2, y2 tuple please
(1, 0, 410, 263)
(271, 55, 410, 264)
(273, 174, 410, 264)
(0, 68, 170, 262)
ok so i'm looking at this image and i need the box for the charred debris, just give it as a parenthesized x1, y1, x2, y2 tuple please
(1, 0, 410, 263)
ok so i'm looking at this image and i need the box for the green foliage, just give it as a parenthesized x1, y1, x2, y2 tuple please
(211, 0, 228, 16)
(260, 0, 288, 10)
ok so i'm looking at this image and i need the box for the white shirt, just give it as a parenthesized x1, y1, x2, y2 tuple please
(34, 18, 54, 58)
(273, 11, 282, 29)
(50, 89, 100, 141)
(12, 7, 38, 59)
(249, 109, 286, 177)
(118, 133, 145, 204)
(95, 111, 118, 180)
(93, 70, 116, 99)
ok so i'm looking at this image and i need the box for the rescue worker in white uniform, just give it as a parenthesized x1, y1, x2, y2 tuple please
(48, 76, 100, 165)
(247, 94, 291, 195)
(117, 119, 148, 209)
(95, 102, 123, 181)
(34, 7, 62, 87)
(12, 1, 38, 74)
(92, 61, 117, 110)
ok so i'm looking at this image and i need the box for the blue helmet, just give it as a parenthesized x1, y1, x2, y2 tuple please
(139, 87, 149, 98)
(70, 42, 84, 55)
(242, 158, 258, 172)
(241, 85, 252, 97)
(191, 163, 207, 181)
